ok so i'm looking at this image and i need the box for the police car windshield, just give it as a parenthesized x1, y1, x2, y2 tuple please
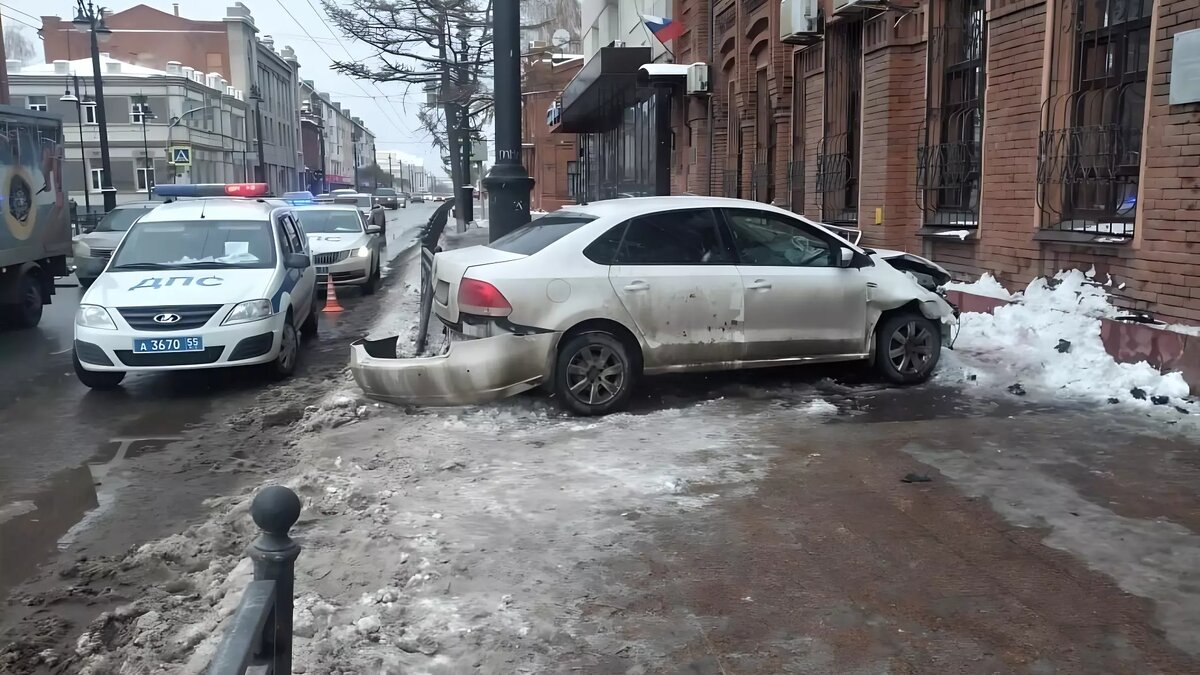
(296, 209, 364, 234)
(95, 205, 157, 232)
(110, 221, 277, 270)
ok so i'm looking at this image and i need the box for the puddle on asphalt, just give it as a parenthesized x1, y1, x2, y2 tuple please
(0, 436, 181, 597)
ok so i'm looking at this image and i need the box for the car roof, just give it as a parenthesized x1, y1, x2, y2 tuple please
(558, 196, 791, 221)
(293, 203, 361, 212)
(137, 197, 284, 223)
(111, 201, 160, 209)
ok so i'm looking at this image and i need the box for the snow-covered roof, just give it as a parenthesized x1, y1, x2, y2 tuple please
(14, 55, 168, 78)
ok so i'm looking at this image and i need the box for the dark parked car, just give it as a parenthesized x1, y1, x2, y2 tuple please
(374, 188, 406, 209)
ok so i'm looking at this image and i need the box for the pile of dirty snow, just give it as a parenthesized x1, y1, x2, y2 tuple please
(944, 269, 1193, 409)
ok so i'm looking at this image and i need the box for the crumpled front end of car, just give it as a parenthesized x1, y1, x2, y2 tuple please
(349, 332, 560, 406)
(864, 252, 960, 347)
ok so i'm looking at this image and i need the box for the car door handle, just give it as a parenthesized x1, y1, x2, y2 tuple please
(623, 281, 650, 292)
(747, 280, 772, 290)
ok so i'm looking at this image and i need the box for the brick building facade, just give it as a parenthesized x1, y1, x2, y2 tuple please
(645, 0, 1200, 325)
(523, 55, 582, 212)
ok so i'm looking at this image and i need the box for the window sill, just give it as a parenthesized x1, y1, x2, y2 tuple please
(919, 226, 977, 242)
(1034, 229, 1132, 247)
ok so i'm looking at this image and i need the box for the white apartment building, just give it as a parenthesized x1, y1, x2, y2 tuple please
(8, 55, 251, 212)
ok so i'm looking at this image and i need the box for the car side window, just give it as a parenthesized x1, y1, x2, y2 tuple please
(614, 209, 731, 265)
(724, 210, 836, 267)
(277, 220, 294, 254)
(280, 215, 306, 254)
(583, 223, 627, 264)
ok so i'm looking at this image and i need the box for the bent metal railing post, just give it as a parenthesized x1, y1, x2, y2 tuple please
(207, 486, 302, 675)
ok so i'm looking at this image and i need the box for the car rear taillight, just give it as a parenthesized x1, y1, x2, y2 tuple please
(458, 278, 512, 317)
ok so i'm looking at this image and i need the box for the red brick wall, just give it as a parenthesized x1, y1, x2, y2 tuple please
(858, 12, 926, 251)
(523, 58, 580, 211)
(42, 5, 230, 79)
(661, 0, 1200, 327)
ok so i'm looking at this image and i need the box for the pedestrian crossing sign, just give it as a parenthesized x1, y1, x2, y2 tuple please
(169, 146, 192, 166)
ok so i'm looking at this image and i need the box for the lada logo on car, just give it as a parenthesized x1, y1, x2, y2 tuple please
(153, 313, 182, 324)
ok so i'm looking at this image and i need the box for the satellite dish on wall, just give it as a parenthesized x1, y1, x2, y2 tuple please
(551, 29, 571, 47)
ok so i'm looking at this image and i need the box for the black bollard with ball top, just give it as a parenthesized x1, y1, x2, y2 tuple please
(208, 485, 302, 675)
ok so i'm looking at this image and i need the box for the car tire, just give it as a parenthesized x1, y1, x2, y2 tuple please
(362, 258, 380, 295)
(875, 313, 942, 385)
(268, 313, 300, 380)
(554, 332, 636, 416)
(5, 273, 44, 329)
(74, 352, 124, 390)
(300, 297, 319, 338)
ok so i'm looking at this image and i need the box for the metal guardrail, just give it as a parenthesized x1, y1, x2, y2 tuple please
(415, 199, 455, 355)
(207, 486, 302, 675)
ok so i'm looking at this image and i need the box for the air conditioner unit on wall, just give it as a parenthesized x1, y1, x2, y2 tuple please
(833, 0, 889, 15)
(686, 63, 710, 95)
(781, 0, 822, 45)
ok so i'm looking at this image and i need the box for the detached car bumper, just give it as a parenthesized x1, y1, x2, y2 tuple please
(350, 332, 559, 406)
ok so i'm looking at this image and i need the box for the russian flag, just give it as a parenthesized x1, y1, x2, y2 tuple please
(643, 14, 685, 44)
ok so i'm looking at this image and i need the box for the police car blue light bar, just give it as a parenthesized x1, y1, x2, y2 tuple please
(153, 183, 271, 198)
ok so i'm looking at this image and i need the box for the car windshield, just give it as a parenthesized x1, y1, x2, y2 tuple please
(94, 205, 157, 232)
(296, 209, 365, 233)
(488, 213, 596, 255)
(376, 189, 396, 196)
(109, 220, 277, 270)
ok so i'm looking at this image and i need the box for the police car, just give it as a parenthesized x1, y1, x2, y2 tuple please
(73, 183, 319, 389)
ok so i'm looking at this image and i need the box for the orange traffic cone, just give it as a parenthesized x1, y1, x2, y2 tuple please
(323, 275, 344, 313)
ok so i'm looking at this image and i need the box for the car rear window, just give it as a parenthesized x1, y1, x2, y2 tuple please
(487, 214, 596, 255)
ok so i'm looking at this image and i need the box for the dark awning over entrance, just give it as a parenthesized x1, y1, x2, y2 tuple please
(555, 46, 653, 133)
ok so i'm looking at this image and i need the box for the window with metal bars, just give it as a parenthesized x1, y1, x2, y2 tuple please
(817, 20, 862, 226)
(918, 0, 985, 227)
(1037, 0, 1150, 238)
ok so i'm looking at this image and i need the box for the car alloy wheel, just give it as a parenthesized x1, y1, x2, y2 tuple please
(565, 343, 625, 407)
(888, 319, 934, 376)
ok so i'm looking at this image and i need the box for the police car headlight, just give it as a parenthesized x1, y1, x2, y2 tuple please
(76, 304, 116, 330)
(356, 245, 371, 258)
(222, 299, 274, 325)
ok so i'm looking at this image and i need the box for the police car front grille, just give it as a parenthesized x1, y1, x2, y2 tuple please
(115, 347, 224, 367)
(314, 251, 351, 265)
(118, 305, 224, 331)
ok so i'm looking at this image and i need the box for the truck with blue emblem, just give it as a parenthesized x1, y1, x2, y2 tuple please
(0, 106, 71, 329)
(72, 184, 318, 388)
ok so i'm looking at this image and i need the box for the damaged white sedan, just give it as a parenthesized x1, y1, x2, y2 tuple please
(351, 197, 958, 415)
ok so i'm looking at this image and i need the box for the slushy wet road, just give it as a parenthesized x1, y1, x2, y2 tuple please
(0, 204, 434, 598)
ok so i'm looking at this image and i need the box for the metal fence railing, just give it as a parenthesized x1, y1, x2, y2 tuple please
(207, 486, 302, 675)
(416, 199, 456, 355)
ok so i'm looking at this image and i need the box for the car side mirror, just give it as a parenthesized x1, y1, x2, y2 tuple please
(285, 253, 311, 269)
(840, 248, 873, 269)
(366, 225, 382, 234)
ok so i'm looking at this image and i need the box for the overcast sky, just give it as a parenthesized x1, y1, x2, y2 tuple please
(3, 0, 446, 174)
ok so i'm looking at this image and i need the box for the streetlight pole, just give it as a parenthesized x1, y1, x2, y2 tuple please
(482, 0, 532, 241)
(166, 104, 209, 184)
(134, 96, 155, 197)
(60, 76, 91, 216)
(73, 0, 116, 212)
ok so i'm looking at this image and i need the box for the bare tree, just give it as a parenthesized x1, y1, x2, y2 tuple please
(5, 27, 38, 65)
(323, 0, 494, 224)
(521, 0, 582, 51)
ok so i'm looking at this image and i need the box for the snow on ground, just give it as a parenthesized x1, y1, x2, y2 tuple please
(72, 386, 845, 674)
(944, 272, 1014, 301)
(941, 269, 1195, 411)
